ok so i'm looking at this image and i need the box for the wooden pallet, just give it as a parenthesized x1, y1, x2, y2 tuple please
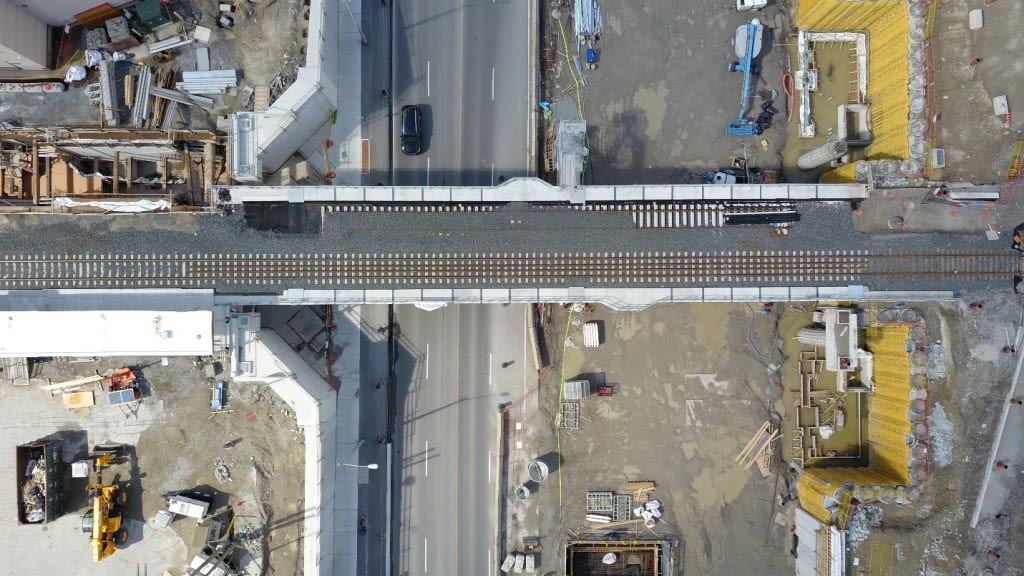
(543, 123, 556, 173)
(254, 86, 271, 113)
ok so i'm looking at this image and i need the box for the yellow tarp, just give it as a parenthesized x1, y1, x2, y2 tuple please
(799, 1, 911, 182)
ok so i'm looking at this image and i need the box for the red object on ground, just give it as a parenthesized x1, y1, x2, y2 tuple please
(1011, 399, 1023, 406)
(996, 461, 1009, 470)
(969, 57, 981, 66)
(597, 386, 613, 397)
(246, 411, 256, 421)
(782, 72, 795, 122)
(969, 303, 983, 310)
(988, 549, 1002, 559)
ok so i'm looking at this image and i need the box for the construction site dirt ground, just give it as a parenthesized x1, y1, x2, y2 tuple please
(506, 302, 793, 576)
(544, 0, 794, 184)
(0, 355, 304, 576)
(505, 295, 1024, 576)
(0, 0, 305, 129)
(544, 0, 1023, 189)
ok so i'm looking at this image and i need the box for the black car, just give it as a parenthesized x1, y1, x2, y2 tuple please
(400, 105, 423, 155)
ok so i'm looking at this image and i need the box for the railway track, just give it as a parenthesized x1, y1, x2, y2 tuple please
(0, 250, 1015, 289)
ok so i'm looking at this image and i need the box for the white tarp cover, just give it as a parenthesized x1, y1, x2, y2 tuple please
(0, 310, 213, 357)
(52, 197, 171, 213)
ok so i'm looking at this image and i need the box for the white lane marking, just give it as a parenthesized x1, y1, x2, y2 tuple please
(427, 60, 431, 97)
(425, 343, 430, 380)
(491, 67, 496, 100)
(489, 352, 493, 388)
(488, 449, 492, 484)
(426, 157, 431, 185)
(425, 538, 429, 573)
(425, 440, 429, 476)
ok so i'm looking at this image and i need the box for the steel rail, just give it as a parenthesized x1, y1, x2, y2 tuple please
(0, 250, 1013, 289)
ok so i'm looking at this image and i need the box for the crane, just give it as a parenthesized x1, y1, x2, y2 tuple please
(726, 19, 765, 136)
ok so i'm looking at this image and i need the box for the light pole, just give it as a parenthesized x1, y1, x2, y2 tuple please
(343, 0, 368, 46)
(340, 462, 379, 470)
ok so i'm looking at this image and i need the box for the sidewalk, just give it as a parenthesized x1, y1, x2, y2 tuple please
(328, 305, 365, 575)
(971, 346, 1024, 526)
(247, 305, 366, 576)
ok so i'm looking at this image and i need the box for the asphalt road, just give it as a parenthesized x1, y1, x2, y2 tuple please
(393, 304, 529, 576)
(393, 0, 533, 186)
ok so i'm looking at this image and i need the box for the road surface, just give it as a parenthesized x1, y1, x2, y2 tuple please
(392, 304, 529, 575)
(393, 0, 533, 186)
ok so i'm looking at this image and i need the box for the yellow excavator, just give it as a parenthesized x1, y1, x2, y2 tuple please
(80, 445, 129, 562)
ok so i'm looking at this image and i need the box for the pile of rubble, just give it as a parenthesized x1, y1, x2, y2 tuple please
(20, 455, 49, 524)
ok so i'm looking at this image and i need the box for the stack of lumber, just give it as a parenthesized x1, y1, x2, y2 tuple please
(736, 420, 779, 478)
(624, 481, 656, 504)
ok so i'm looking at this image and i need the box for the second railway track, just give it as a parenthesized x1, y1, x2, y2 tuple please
(0, 250, 1015, 289)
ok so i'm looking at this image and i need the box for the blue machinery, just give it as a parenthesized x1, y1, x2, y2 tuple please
(726, 19, 765, 136)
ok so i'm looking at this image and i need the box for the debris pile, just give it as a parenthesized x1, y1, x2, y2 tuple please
(585, 481, 663, 532)
(633, 499, 663, 528)
(20, 457, 48, 523)
(846, 505, 883, 548)
(928, 403, 954, 468)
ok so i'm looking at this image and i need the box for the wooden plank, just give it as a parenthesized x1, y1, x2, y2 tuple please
(31, 140, 38, 205)
(125, 154, 133, 194)
(361, 139, 370, 174)
(184, 149, 193, 201)
(162, 157, 169, 197)
(625, 481, 657, 503)
(203, 142, 215, 204)
(63, 391, 95, 409)
(75, 3, 119, 27)
(112, 151, 120, 195)
(735, 420, 771, 464)
(42, 374, 103, 392)
(588, 518, 642, 530)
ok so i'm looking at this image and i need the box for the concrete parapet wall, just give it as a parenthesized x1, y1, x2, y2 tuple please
(250, 0, 341, 175)
(224, 180, 869, 204)
(213, 287, 955, 311)
(234, 329, 337, 576)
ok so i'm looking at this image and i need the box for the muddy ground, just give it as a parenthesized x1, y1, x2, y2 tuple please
(504, 292, 1024, 576)
(507, 302, 791, 576)
(544, 0, 1023, 188)
(543, 0, 793, 185)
